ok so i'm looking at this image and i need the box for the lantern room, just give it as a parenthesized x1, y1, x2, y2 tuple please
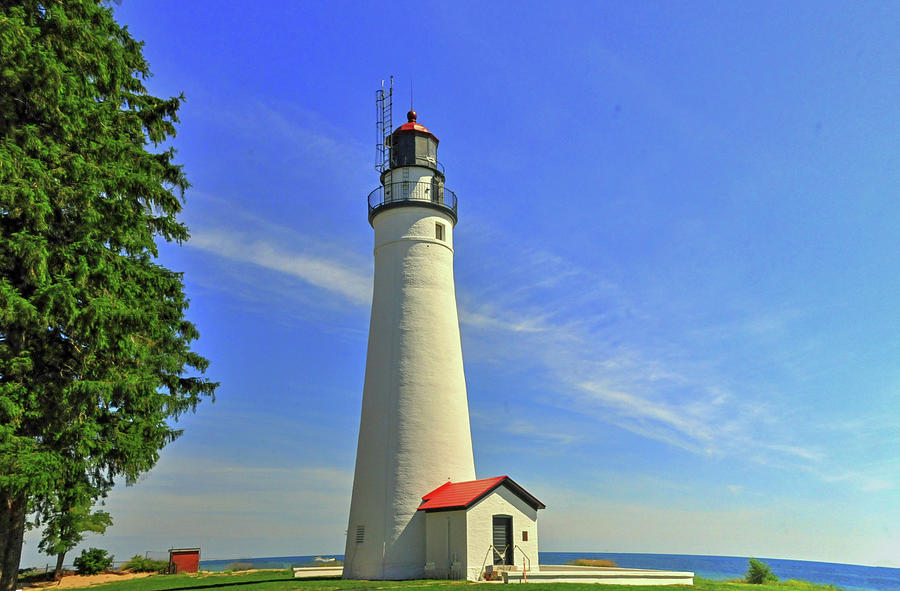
(388, 110, 442, 174)
(369, 109, 457, 225)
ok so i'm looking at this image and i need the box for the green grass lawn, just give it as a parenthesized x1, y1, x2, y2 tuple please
(48, 571, 470, 591)
(28, 571, 847, 591)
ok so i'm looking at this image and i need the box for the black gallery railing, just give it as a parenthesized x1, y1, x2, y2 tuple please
(368, 181, 458, 222)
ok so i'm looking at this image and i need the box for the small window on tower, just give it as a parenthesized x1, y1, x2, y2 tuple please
(356, 525, 365, 544)
(522, 531, 529, 542)
(435, 222, 445, 241)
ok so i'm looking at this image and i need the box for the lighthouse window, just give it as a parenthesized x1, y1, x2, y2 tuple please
(435, 222, 445, 241)
(356, 525, 365, 544)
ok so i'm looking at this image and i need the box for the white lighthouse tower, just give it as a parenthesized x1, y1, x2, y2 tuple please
(343, 95, 476, 579)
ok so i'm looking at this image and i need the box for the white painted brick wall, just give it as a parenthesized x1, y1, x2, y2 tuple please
(465, 486, 540, 581)
(344, 203, 475, 580)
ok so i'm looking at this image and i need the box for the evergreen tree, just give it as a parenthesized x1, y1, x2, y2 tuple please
(0, 3, 217, 589)
(745, 558, 780, 584)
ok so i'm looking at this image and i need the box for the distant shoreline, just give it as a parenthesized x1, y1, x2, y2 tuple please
(195, 552, 899, 572)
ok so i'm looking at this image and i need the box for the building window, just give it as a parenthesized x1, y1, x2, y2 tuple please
(435, 222, 444, 241)
(522, 531, 528, 542)
(356, 525, 365, 544)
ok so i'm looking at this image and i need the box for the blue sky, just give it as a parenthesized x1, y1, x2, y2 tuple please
(21, 1, 900, 569)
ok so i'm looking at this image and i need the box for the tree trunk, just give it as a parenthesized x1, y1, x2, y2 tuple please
(0, 490, 26, 591)
(54, 552, 66, 581)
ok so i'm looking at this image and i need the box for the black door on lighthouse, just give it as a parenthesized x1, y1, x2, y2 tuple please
(492, 515, 513, 565)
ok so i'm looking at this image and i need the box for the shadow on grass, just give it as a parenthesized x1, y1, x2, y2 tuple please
(165, 576, 339, 590)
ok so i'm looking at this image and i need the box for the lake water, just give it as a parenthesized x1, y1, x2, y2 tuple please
(541, 553, 900, 591)
(199, 552, 900, 591)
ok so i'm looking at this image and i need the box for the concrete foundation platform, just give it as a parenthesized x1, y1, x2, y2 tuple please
(503, 565, 694, 585)
(295, 564, 693, 585)
(292, 566, 344, 578)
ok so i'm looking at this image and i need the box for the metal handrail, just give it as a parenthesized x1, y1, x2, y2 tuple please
(515, 545, 531, 582)
(478, 544, 509, 581)
(367, 181, 458, 223)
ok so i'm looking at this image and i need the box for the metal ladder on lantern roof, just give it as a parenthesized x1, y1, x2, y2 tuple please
(375, 76, 393, 173)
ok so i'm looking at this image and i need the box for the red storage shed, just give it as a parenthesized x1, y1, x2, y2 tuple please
(168, 548, 200, 574)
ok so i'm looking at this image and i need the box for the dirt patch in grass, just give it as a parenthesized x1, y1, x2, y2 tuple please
(24, 572, 154, 589)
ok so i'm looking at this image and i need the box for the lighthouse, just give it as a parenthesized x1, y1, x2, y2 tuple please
(342, 103, 476, 579)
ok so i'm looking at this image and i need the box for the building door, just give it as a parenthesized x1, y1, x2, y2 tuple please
(492, 515, 513, 566)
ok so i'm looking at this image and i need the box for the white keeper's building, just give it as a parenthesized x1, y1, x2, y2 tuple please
(420, 476, 545, 581)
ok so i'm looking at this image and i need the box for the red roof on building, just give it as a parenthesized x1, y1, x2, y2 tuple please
(418, 476, 545, 512)
(393, 109, 438, 141)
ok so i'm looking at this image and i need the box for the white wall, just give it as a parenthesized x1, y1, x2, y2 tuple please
(464, 486, 540, 581)
(381, 165, 437, 187)
(343, 204, 475, 580)
(424, 510, 467, 579)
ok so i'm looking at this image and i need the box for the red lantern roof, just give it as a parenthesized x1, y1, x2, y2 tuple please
(417, 476, 546, 512)
(393, 109, 438, 141)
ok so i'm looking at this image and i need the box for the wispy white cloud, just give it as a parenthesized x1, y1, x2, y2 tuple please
(458, 307, 548, 333)
(184, 216, 863, 485)
(183, 216, 832, 476)
(450, 231, 859, 477)
(860, 478, 893, 492)
(214, 100, 371, 190)
(474, 412, 581, 446)
(187, 216, 555, 335)
(190, 230, 371, 307)
(577, 381, 710, 442)
(759, 443, 824, 463)
(820, 470, 895, 493)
